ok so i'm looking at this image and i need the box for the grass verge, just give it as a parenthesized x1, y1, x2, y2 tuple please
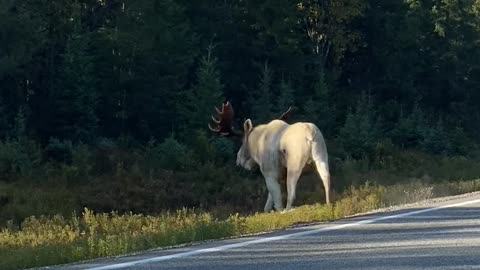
(1, 178, 480, 270)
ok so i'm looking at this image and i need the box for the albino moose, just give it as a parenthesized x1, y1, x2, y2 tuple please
(209, 101, 330, 212)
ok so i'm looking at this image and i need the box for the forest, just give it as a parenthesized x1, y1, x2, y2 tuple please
(1, 0, 480, 226)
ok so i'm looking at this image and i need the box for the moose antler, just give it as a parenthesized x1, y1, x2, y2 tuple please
(208, 101, 243, 137)
(279, 106, 293, 122)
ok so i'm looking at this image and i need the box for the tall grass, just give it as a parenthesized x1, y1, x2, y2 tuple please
(1, 178, 479, 270)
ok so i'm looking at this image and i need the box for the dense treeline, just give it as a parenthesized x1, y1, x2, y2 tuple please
(1, 0, 480, 224)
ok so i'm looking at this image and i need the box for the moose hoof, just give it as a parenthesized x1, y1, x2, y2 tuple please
(280, 208, 296, 214)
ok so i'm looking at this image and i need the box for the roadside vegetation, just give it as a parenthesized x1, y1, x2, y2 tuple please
(1, 174, 479, 270)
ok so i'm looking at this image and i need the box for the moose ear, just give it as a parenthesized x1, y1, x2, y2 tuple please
(243, 119, 253, 134)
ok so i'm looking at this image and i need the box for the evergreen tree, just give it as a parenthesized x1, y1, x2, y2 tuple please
(421, 118, 451, 155)
(275, 78, 295, 117)
(12, 105, 27, 139)
(0, 0, 45, 140)
(50, 33, 97, 142)
(303, 70, 335, 135)
(181, 44, 224, 131)
(248, 61, 274, 123)
(0, 0, 480, 161)
(0, 98, 7, 139)
(390, 103, 427, 148)
(339, 92, 381, 158)
(95, 0, 197, 140)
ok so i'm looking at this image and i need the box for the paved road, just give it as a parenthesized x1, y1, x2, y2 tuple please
(45, 192, 480, 270)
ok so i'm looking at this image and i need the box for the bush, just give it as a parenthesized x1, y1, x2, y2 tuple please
(338, 92, 381, 159)
(51, 143, 93, 184)
(333, 182, 385, 218)
(187, 129, 236, 164)
(144, 134, 195, 172)
(390, 104, 427, 148)
(390, 106, 474, 156)
(420, 118, 451, 155)
(45, 138, 73, 164)
(448, 127, 475, 156)
(0, 138, 41, 181)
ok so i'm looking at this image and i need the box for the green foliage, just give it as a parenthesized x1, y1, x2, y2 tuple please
(0, 98, 6, 139)
(52, 143, 93, 184)
(0, 0, 43, 76)
(12, 106, 27, 139)
(297, 0, 366, 69)
(390, 104, 427, 148)
(144, 134, 194, 171)
(248, 61, 275, 123)
(180, 44, 224, 131)
(92, 0, 198, 140)
(1, 0, 480, 158)
(0, 181, 78, 225)
(338, 92, 381, 158)
(0, 138, 41, 181)
(51, 34, 97, 142)
(303, 70, 335, 135)
(448, 127, 476, 156)
(420, 118, 451, 155)
(45, 138, 73, 164)
(390, 106, 474, 156)
(187, 130, 235, 164)
(209, 136, 236, 163)
(333, 182, 385, 218)
(275, 78, 295, 116)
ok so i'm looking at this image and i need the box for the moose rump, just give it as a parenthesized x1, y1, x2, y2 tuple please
(253, 121, 330, 212)
(278, 122, 330, 211)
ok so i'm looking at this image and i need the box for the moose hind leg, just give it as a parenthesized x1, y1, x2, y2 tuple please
(264, 192, 274, 212)
(264, 175, 283, 211)
(314, 160, 331, 205)
(286, 169, 302, 210)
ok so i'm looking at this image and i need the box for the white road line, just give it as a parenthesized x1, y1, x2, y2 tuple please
(86, 198, 480, 270)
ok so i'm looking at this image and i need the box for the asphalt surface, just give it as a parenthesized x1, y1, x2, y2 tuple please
(42, 192, 480, 270)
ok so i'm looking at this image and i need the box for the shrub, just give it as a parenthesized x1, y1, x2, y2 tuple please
(333, 182, 385, 218)
(0, 138, 41, 181)
(143, 134, 195, 172)
(338, 92, 381, 159)
(420, 118, 451, 155)
(53, 143, 93, 184)
(448, 127, 475, 156)
(390, 104, 427, 148)
(45, 138, 73, 164)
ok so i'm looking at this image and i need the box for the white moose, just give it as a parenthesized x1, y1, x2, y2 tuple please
(209, 101, 331, 212)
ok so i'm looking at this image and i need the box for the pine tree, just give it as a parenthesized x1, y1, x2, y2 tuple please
(95, 0, 198, 140)
(275, 78, 295, 116)
(303, 70, 335, 135)
(248, 61, 274, 123)
(50, 33, 97, 142)
(390, 103, 427, 148)
(181, 44, 224, 131)
(421, 118, 451, 155)
(0, 97, 7, 139)
(339, 91, 381, 158)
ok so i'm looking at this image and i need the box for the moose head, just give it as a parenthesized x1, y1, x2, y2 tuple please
(208, 101, 292, 170)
